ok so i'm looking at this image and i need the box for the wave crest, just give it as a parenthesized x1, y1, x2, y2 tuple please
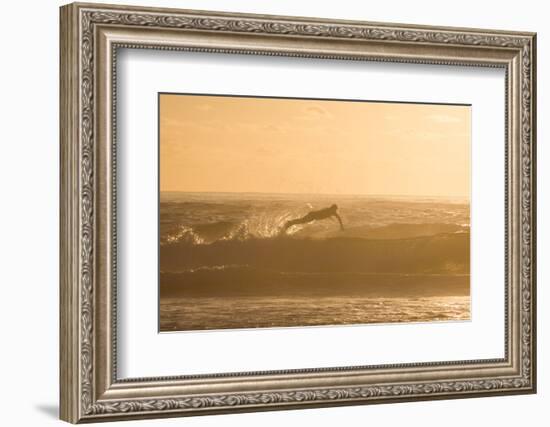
(162, 212, 306, 246)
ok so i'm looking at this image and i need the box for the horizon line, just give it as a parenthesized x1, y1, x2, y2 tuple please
(159, 190, 470, 199)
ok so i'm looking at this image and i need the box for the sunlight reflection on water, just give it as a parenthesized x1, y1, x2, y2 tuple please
(160, 295, 470, 332)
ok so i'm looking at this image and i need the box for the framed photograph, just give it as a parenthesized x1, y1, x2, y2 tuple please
(60, 2, 537, 423)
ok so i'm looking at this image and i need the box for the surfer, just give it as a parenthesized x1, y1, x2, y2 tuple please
(282, 204, 344, 233)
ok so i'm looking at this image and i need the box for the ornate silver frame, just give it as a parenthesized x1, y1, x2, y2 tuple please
(60, 2, 537, 423)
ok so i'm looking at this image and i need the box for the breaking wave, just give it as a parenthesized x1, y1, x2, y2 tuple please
(162, 217, 468, 246)
(162, 214, 306, 246)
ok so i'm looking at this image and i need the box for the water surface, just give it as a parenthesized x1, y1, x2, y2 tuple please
(159, 192, 470, 331)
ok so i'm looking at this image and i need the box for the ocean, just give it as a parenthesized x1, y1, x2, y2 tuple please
(159, 192, 470, 332)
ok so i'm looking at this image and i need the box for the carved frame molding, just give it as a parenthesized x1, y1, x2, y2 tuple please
(60, 2, 536, 423)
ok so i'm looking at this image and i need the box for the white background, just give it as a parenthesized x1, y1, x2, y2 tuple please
(0, 0, 546, 426)
(118, 50, 505, 377)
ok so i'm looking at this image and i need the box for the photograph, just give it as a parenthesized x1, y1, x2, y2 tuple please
(159, 93, 471, 332)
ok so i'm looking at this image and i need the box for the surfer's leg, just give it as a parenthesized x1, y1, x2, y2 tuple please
(282, 213, 318, 233)
(300, 213, 316, 224)
(282, 215, 309, 233)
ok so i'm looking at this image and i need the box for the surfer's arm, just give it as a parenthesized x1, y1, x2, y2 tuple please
(333, 213, 344, 230)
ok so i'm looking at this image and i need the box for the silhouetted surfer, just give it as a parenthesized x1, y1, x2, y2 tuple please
(282, 204, 344, 233)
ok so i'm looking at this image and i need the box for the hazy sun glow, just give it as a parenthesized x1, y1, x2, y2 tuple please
(160, 94, 470, 198)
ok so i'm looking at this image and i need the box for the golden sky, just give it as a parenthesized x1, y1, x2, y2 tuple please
(160, 94, 470, 198)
